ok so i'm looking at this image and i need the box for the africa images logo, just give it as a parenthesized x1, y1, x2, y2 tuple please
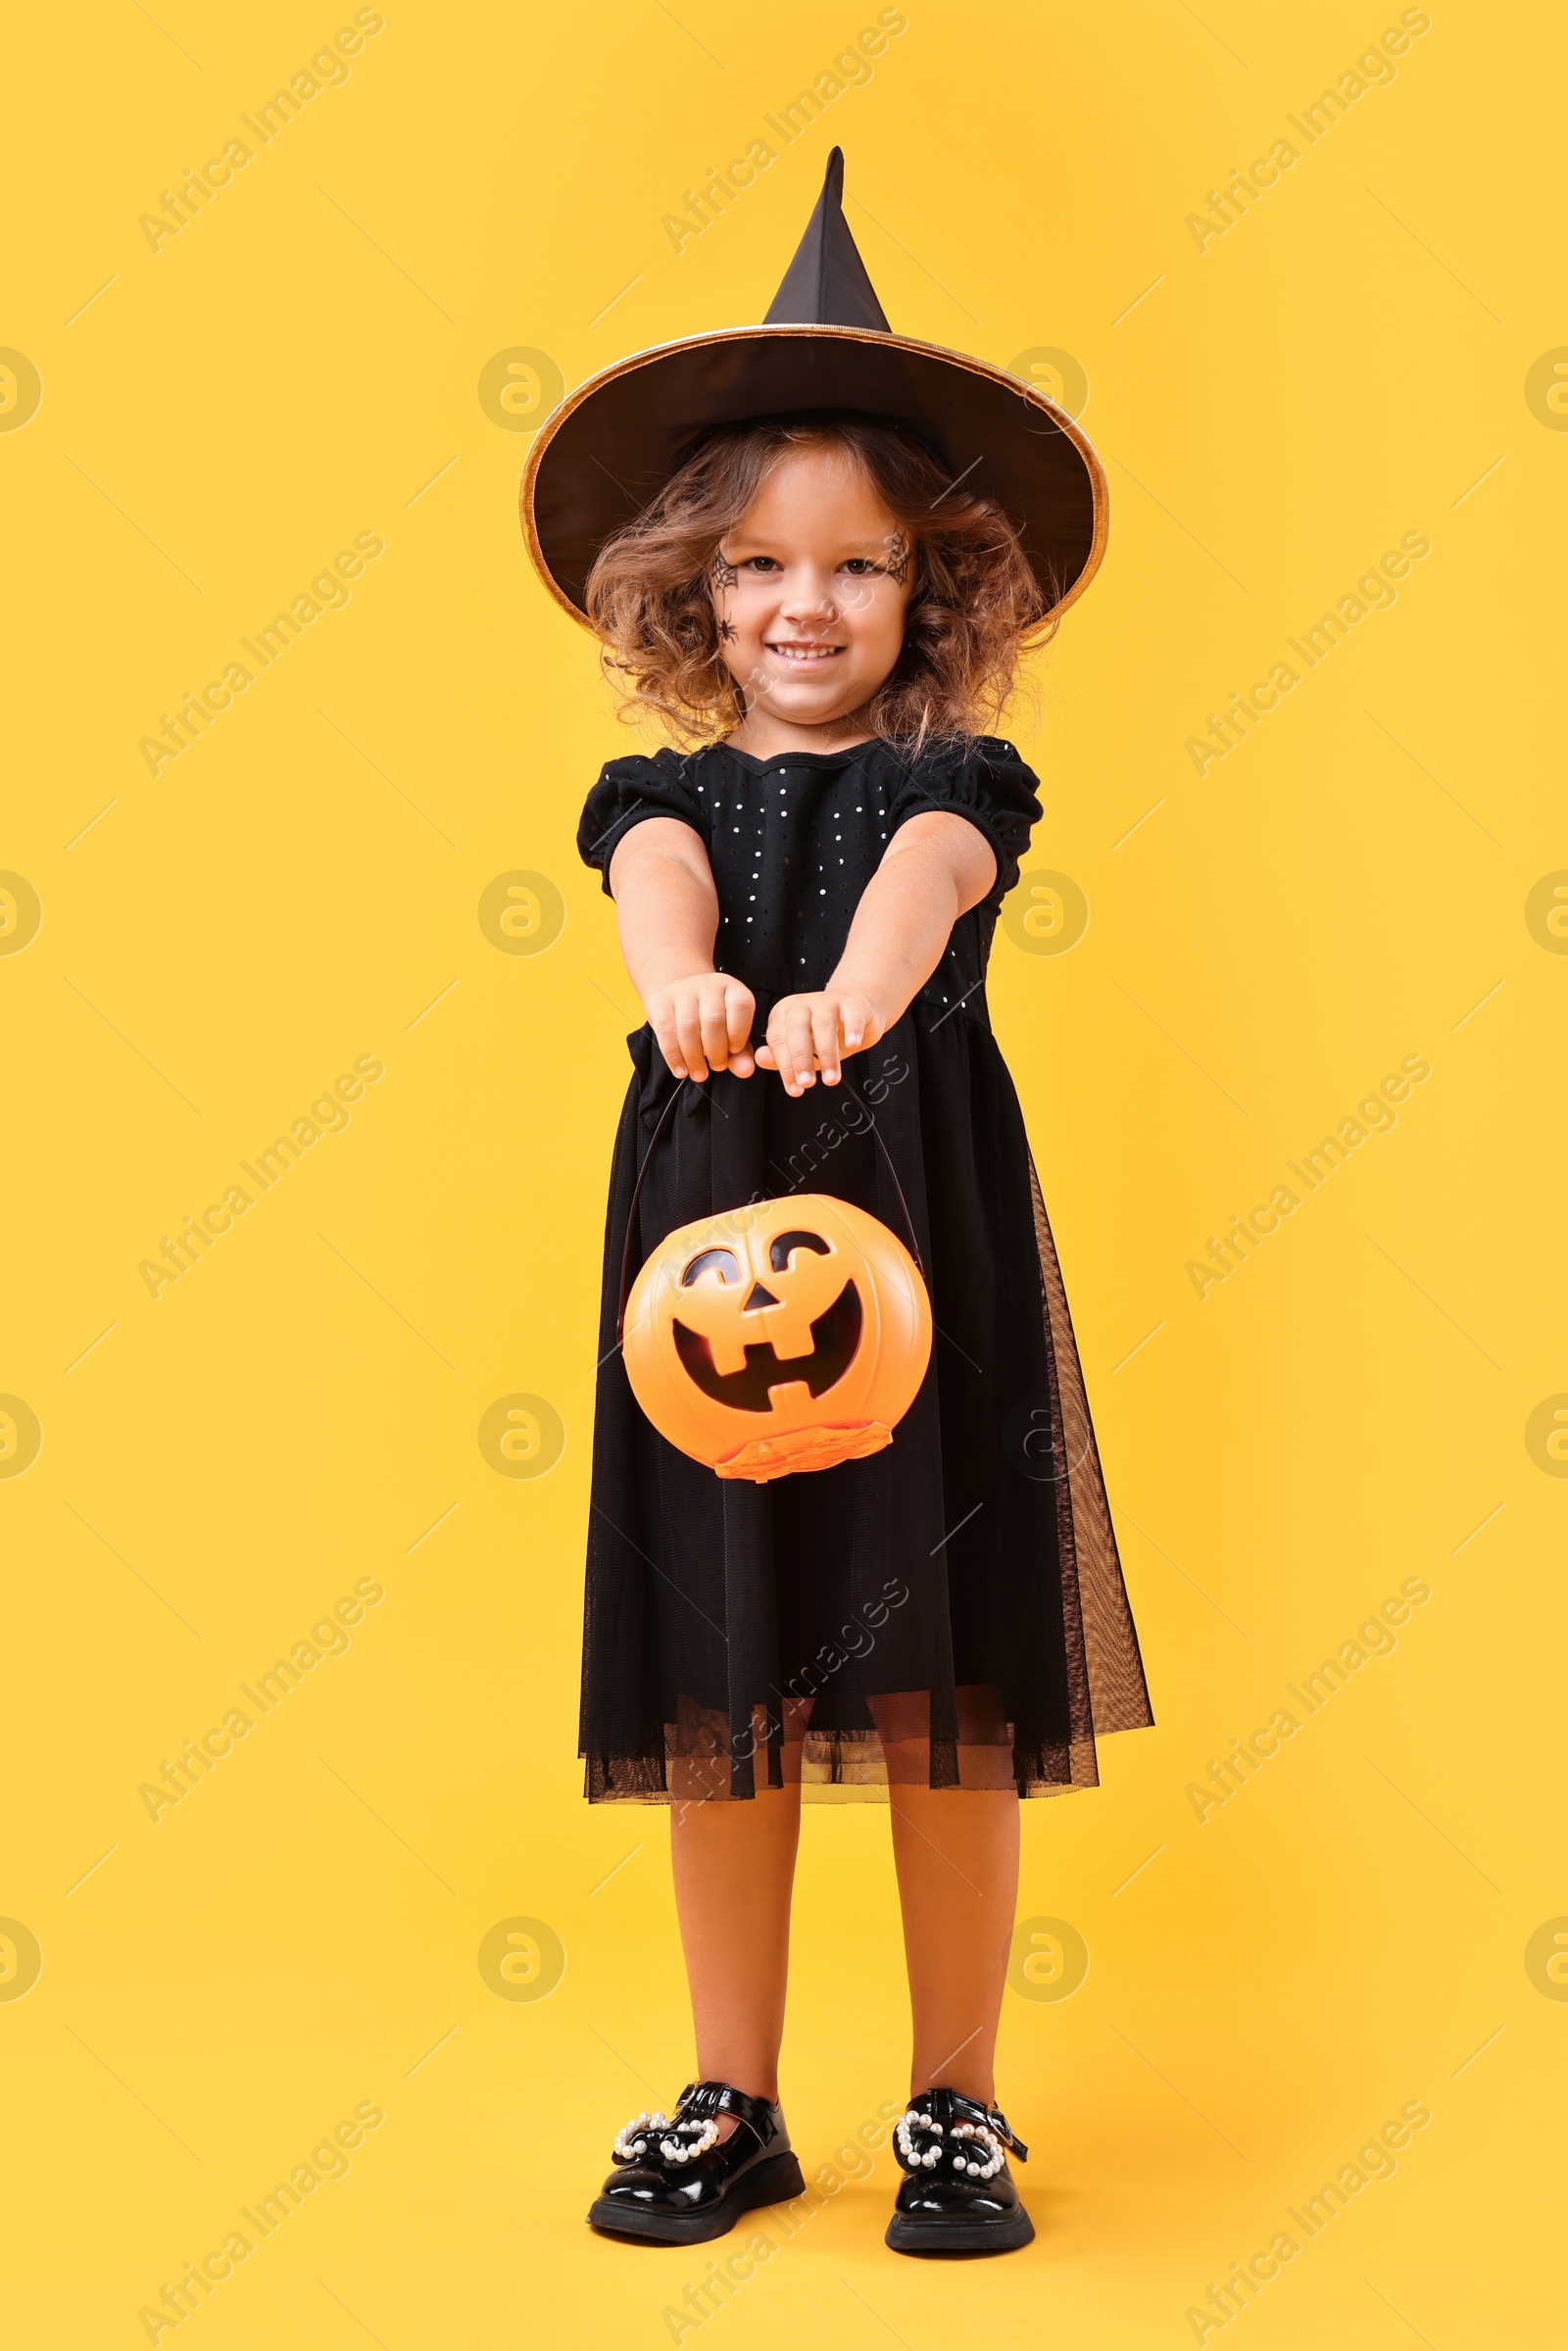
(138, 1054, 384, 1299)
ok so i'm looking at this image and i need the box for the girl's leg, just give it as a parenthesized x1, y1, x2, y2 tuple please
(670, 1780, 802, 2130)
(889, 1786, 1019, 2102)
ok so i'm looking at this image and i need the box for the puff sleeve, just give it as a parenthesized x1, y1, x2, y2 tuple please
(576, 752, 710, 898)
(889, 736, 1042, 910)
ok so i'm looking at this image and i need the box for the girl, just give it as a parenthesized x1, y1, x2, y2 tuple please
(521, 152, 1152, 2257)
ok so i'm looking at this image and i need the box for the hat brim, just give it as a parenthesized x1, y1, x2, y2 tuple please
(519, 323, 1107, 631)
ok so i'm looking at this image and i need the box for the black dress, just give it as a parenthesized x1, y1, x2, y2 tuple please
(576, 734, 1152, 1803)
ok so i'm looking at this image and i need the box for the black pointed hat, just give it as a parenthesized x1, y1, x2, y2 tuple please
(521, 150, 1105, 626)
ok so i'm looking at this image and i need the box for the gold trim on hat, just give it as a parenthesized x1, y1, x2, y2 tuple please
(518, 322, 1108, 635)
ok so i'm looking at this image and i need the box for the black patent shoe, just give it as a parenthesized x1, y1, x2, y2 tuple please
(587, 2080, 805, 2244)
(885, 2087, 1034, 2255)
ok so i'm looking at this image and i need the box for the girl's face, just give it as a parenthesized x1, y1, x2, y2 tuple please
(710, 444, 914, 733)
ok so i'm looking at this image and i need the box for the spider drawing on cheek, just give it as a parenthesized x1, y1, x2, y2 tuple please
(716, 617, 737, 643)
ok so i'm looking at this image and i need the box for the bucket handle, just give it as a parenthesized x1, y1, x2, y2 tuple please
(616, 1071, 924, 1345)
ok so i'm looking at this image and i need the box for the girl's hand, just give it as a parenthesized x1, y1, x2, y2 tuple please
(645, 971, 757, 1081)
(756, 990, 885, 1096)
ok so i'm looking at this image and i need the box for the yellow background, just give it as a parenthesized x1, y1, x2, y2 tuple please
(5, 2, 1563, 2342)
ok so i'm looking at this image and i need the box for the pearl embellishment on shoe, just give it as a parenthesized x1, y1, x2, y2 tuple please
(949, 2121, 1005, 2179)
(895, 2110, 946, 2170)
(612, 2108, 669, 2161)
(895, 2108, 1006, 2180)
(611, 2107, 719, 2166)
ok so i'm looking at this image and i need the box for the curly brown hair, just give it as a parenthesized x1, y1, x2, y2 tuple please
(584, 415, 1056, 752)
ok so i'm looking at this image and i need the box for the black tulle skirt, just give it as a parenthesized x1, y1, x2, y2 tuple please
(580, 997, 1153, 1802)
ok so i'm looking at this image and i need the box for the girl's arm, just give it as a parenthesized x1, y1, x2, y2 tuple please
(757, 810, 997, 1096)
(608, 817, 757, 1080)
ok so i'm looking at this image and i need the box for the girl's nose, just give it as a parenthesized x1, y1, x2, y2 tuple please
(778, 574, 838, 624)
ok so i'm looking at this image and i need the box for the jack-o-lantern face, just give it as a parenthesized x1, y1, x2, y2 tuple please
(672, 1228, 860, 1408)
(623, 1194, 931, 1483)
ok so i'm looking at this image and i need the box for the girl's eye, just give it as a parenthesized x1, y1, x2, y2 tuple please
(842, 559, 880, 575)
(741, 556, 781, 573)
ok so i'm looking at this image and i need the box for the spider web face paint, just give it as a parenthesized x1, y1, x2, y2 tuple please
(710, 549, 739, 592)
(884, 530, 912, 585)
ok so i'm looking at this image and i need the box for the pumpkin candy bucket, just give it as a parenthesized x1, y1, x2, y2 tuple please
(618, 1081, 932, 1483)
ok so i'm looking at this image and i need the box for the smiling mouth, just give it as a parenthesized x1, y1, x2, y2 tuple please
(765, 642, 845, 662)
(671, 1281, 863, 1412)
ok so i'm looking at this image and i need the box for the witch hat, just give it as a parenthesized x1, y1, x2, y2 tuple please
(521, 149, 1105, 629)
(762, 146, 890, 331)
